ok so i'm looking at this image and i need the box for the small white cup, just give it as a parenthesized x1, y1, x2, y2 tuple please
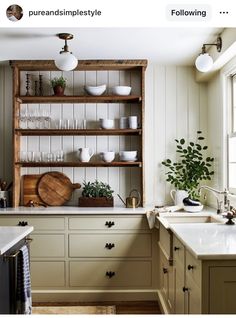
(100, 119, 114, 129)
(119, 117, 128, 129)
(128, 116, 138, 129)
(100, 151, 115, 162)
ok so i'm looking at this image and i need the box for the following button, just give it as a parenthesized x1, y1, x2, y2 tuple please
(166, 4, 211, 21)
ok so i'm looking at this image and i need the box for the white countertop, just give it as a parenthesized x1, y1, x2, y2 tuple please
(170, 223, 236, 260)
(0, 226, 34, 255)
(0, 206, 151, 215)
(157, 209, 236, 260)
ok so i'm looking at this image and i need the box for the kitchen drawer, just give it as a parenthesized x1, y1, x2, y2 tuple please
(159, 223, 172, 260)
(173, 235, 185, 266)
(68, 216, 149, 231)
(31, 261, 65, 287)
(31, 234, 65, 258)
(69, 233, 151, 258)
(0, 217, 65, 230)
(69, 260, 151, 287)
(186, 250, 201, 288)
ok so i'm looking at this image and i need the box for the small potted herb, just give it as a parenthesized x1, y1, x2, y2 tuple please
(162, 131, 214, 201)
(78, 180, 114, 207)
(50, 76, 66, 96)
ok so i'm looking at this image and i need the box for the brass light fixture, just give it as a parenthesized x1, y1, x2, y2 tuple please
(54, 33, 78, 71)
(195, 36, 222, 72)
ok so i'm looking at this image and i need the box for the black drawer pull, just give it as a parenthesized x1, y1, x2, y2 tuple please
(163, 267, 168, 274)
(106, 271, 115, 278)
(18, 221, 28, 226)
(174, 246, 180, 251)
(183, 286, 189, 292)
(105, 243, 115, 249)
(187, 264, 194, 270)
(105, 221, 115, 228)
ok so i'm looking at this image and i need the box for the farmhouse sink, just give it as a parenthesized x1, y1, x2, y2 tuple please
(159, 214, 224, 225)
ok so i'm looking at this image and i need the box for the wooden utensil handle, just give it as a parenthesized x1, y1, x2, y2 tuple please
(72, 183, 81, 189)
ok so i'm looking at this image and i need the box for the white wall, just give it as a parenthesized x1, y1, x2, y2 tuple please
(0, 64, 208, 206)
(146, 65, 208, 206)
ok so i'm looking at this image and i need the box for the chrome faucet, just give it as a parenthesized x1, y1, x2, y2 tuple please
(198, 186, 229, 214)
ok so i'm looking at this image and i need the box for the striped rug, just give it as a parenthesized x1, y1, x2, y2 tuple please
(32, 305, 116, 314)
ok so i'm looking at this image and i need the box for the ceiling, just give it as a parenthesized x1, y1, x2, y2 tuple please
(0, 27, 223, 65)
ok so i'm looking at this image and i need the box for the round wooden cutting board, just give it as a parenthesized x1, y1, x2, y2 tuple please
(38, 172, 81, 206)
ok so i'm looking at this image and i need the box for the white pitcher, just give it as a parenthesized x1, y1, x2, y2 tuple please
(78, 148, 94, 162)
(170, 189, 188, 207)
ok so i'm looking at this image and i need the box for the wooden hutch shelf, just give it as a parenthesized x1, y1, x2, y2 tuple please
(11, 59, 147, 207)
(16, 95, 141, 104)
(15, 129, 142, 136)
(15, 161, 142, 168)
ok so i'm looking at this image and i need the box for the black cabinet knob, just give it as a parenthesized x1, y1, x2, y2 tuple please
(183, 287, 189, 292)
(105, 221, 115, 228)
(174, 246, 180, 251)
(105, 243, 115, 249)
(106, 271, 115, 278)
(163, 267, 168, 274)
(187, 264, 194, 270)
(18, 221, 28, 226)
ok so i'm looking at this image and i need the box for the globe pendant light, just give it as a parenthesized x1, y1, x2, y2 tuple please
(55, 33, 78, 71)
(195, 36, 222, 73)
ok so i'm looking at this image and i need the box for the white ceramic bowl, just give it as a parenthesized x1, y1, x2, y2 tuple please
(120, 151, 137, 161)
(84, 84, 106, 96)
(100, 151, 115, 162)
(112, 86, 132, 96)
(100, 118, 114, 129)
(183, 205, 204, 212)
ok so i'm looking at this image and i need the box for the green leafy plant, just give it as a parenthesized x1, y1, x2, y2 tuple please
(162, 131, 214, 199)
(82, 180, 114, 198)
(50, 76, 67, 88)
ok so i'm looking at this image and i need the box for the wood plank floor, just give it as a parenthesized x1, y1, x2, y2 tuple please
(33, 301, 162, 315)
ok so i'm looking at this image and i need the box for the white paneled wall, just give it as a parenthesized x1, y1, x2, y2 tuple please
(146, 65, 208, 206)
(0, 64, 208, 206)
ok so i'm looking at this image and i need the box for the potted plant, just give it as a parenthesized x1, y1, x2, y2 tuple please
(78, 180, 114, 207)
(162, 131, 214, 202)
(50, 76, 66, 96)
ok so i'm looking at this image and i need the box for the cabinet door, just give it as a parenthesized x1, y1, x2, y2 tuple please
(173, 235, 185, 314)
(160, 250, 174, 313)
(185, 275, 201, 314)
(175, 267, 185, 314)
(209, 266, 236, 314)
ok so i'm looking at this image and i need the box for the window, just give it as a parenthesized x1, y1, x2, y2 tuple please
(228, 74, 236, 194)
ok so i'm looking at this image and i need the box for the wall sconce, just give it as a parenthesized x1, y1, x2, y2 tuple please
(195, 36, 222, 73)
(54, 33, 78, 71)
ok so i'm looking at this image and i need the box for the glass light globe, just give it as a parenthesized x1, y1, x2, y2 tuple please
(195, 53, 213, 73)
(55, 52, 78, 71)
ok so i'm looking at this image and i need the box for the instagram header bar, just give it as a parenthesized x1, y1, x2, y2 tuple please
(0, 0, 235, 27)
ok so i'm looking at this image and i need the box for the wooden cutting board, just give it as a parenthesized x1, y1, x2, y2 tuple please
(38, 172, 81, 206)
(22, 174, 44, 206)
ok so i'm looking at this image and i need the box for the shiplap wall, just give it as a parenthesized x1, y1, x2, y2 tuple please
(0, 64, 208, 206)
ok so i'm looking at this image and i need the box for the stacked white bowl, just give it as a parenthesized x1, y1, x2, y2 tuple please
(84, 84, 106, 96)
(120, 151, 137, 162)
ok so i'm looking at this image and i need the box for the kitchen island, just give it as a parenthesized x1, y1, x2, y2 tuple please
(0, 226, 33, 314)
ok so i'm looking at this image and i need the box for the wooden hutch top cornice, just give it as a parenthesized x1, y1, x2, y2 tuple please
(9, 59, 148, 71)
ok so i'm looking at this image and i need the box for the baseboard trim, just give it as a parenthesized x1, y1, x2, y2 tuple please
(32, 290, 159, 302)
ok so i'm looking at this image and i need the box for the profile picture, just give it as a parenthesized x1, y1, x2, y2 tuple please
(6, 4, 23, 22)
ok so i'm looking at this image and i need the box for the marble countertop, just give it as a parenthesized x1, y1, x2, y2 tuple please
(0, 206, 152, 215)
(0, 226, 34, 255)
(157, 210, 236, 260)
